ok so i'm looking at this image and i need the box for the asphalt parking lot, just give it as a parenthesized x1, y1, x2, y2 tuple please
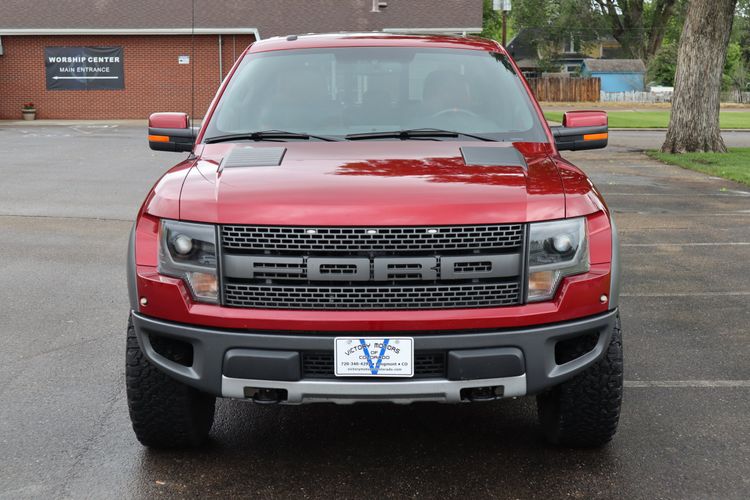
(1, 124, 749, 499)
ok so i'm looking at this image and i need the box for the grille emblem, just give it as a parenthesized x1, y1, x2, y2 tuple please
(226, 254, 520, 281)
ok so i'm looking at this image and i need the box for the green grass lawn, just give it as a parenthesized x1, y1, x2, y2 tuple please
(544, 111, 750, 129)
(647, 148, 750, 186)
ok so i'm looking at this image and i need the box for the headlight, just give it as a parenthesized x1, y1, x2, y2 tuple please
(158, 220, 218, 303)
(527, 217, 589, 302)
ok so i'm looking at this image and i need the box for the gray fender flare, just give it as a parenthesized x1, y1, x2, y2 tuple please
(608, 215, 621, 310)
(127, 224, 139, 313)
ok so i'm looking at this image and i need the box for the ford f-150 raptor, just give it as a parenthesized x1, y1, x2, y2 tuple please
(127, 33, 622, 449)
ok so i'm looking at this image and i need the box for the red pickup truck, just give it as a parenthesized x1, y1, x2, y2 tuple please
(127, 33, 622, 449)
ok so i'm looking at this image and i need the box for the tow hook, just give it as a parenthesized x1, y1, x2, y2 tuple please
(243, 387, 287, 404)
(462, 386, 504, 402)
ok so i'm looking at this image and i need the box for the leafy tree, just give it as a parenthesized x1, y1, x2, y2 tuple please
(734, 2, 750, 65)
(723, 42, 750, 99)
(723, 42, 742, 90)
(510, 0, 607, 66)
(647, 42, 678, 85)
(504, 0, 682, 64)
(727, 61, 749, 101)
(593, 0, 682, 61)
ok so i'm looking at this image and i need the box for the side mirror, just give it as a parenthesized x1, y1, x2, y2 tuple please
(148, 112, 196, 152)
(551, 110, 608, 151)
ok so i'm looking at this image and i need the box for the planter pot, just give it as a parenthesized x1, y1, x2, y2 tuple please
(22, 109, 36, 121)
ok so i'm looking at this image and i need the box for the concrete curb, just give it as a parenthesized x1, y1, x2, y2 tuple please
(545, 122, 749, 133)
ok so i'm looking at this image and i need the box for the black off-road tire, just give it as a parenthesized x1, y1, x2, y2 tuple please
(126, 317, 216, 448)
(537, 314, 623, 448)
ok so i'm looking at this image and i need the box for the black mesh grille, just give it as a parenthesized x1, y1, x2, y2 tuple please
(220, 224, 526, 310)
(224, 281, 521, 310)
(222, 224, 524, 253)
(302, 352, 446, 378)
(413, 353, 447, 376)
(454, 261, 493, 273)
(300, 352, 334, 377)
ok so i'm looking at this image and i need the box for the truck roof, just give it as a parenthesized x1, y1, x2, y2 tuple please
(249, 32, 504, 54)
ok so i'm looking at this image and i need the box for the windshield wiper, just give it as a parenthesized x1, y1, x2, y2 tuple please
(205, 130, 340, 143)
(345, 128, 496, 142)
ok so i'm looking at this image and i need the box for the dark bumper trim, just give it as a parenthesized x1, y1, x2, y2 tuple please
(448, 347, 524, 380)
(224, 349, 301, 381)
(130, 309, 618, 398)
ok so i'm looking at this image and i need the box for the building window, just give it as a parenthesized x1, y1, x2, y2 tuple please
(561, 37, 577, 54)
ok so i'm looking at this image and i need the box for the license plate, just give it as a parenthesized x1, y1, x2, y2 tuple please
(334, 337, 414, 377)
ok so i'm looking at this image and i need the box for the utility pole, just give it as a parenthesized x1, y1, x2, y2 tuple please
(502, 10, 507, 46)
(371, 0, 387, 13)
(493, 0, 512, 46)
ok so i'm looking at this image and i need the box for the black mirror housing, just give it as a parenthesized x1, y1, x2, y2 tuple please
(551, 125, 609, 151)
(148, 127, 197, 152)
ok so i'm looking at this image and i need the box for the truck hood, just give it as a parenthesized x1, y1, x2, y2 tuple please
(177, 141, 565, 225)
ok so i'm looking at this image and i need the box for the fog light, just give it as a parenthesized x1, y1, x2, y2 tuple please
(139, 297, 148, 307)
(600, 294, 608, 303)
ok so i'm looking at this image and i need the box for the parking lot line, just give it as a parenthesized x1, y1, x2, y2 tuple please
(618, 212, 750, 216)
(0, 213, 131, 222)
(622, 242, 750, 247)
(621, 291, 750, 297)
(625, 380, 750, 388)
(605, 192, 750, 197)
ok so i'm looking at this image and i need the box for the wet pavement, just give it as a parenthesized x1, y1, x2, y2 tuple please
(1, 125, 748, 499)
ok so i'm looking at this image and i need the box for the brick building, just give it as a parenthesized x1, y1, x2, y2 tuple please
(0, 0, 482, 119)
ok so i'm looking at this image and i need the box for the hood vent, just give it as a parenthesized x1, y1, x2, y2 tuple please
(220, 146, 286, 169)
(460, 146, 527, 169)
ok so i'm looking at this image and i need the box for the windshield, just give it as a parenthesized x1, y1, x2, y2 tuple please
(203, 47, 547, 142)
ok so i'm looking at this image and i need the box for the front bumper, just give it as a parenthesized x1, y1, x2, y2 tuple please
(131, 308, 618, 404)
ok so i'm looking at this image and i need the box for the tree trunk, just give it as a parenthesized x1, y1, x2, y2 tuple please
(661, 0, 737, 153)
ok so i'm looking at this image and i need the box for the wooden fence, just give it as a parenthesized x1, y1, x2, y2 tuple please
(527, 77, 601, 102)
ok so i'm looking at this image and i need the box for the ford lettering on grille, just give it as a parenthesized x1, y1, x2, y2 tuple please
(224, 254, 520, 281)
